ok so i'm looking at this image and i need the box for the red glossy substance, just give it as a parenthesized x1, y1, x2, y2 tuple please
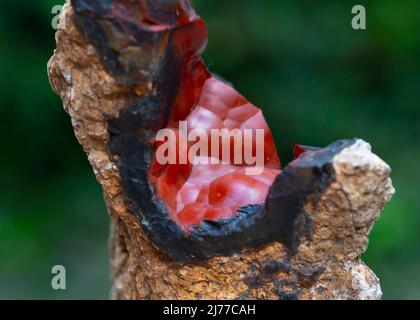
(293, 144, 320, 159)
(294, 144, 308, 159)
(149, 6, 281, 231)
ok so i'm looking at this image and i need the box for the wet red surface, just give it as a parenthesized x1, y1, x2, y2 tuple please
(149, 6, 281, 231)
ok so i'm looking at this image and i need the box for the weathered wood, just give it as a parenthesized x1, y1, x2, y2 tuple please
(48, 1, 394, 300)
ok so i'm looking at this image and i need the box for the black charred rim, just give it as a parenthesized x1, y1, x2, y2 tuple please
(71, 0, 358, 263)
(109, 118, 357, 263)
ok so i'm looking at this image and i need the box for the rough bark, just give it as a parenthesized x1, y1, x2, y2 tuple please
(48, 1, 394, 300)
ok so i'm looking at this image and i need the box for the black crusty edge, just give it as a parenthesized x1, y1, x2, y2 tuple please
(72, 0, 358, 262)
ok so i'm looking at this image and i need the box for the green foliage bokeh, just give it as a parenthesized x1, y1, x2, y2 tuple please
(0, 0, 419, 299)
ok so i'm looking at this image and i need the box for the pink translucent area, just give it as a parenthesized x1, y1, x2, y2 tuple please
(176, 161, 280, 226)
(150, 76, 281, 231)
(148, 13, 281, 232)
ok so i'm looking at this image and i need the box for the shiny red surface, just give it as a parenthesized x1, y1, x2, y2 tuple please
(149, 9, 281, 231)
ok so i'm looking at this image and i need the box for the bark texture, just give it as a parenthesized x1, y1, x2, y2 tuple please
(48, 2, 394, 300)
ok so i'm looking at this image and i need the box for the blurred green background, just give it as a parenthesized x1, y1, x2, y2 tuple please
(0, 0, 419, 299)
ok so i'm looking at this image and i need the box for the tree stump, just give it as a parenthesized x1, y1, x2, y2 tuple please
(48, 0, 394, 300)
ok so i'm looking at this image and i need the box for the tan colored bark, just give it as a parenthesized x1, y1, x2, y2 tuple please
(48, 2, 394, 300)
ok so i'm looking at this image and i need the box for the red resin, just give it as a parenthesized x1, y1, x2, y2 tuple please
(294, 144, 308, 159)
(293, 144, 320, 159)
(148, 6, 281, 231)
